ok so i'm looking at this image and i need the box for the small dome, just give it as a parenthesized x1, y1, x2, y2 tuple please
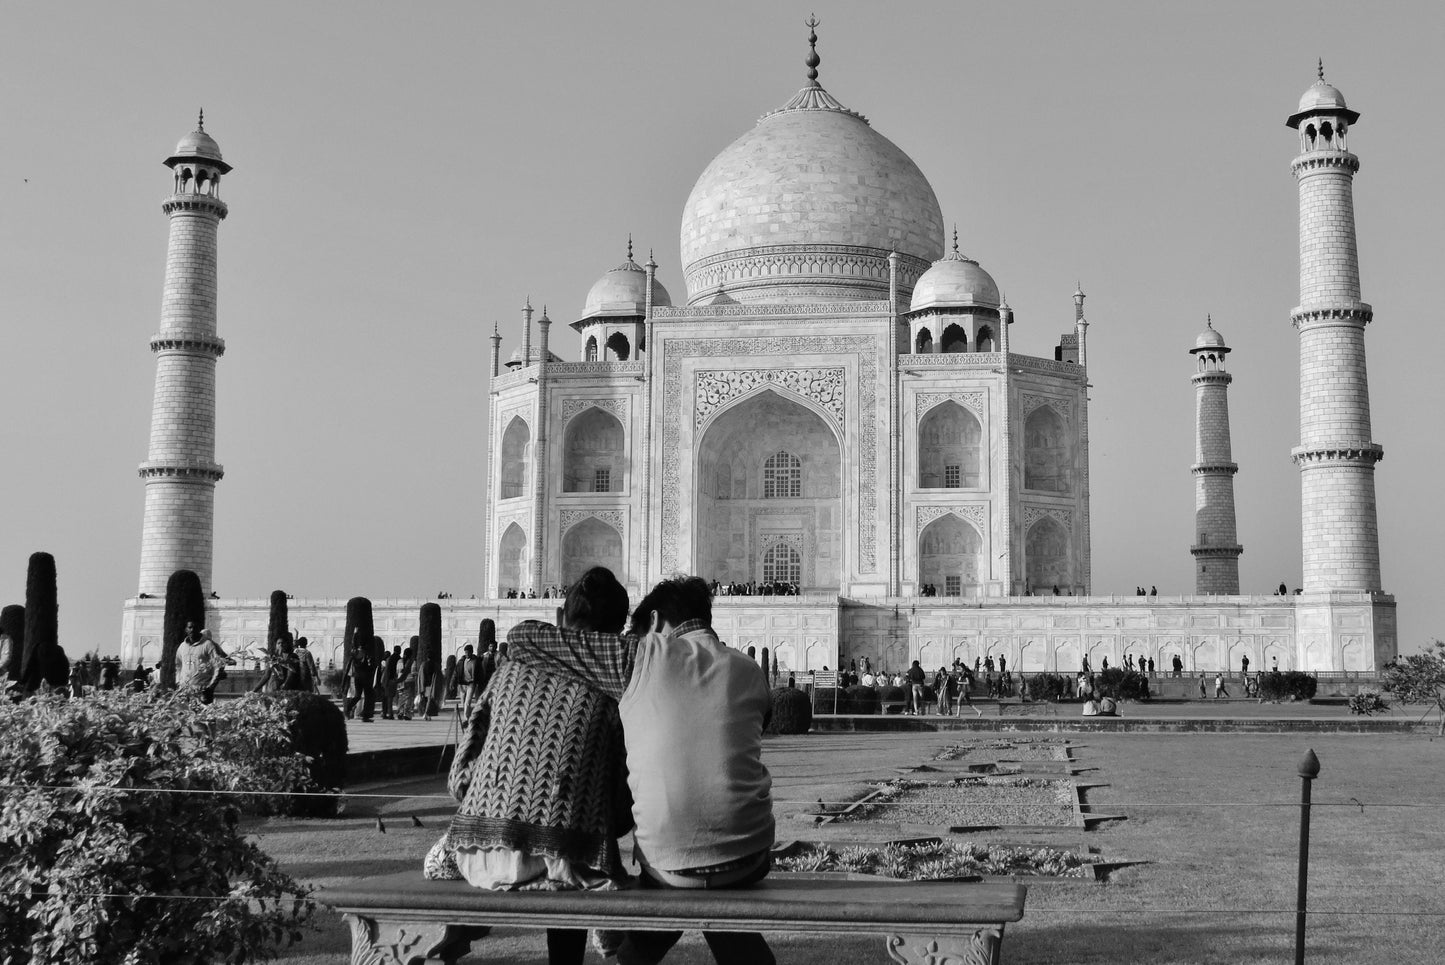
(580, 257, 672, 321)
(1298, 80, 1348, 115)
(1191, 319, 1229, 353)
(165, 112, 232, 173)
(909, 249, 1000, 312)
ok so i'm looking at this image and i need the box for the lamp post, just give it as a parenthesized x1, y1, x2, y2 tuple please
(1295, 748, 1321, 965)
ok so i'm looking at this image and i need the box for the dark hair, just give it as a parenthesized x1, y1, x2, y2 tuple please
(563, 567, 629, 634)
(628, 575, 712, 636)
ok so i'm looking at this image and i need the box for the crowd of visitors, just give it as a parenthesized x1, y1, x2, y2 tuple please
(710, 579, 801, 597)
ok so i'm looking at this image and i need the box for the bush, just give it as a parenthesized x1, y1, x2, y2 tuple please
(324, 667, 348, 699)
(811, 686, 843, 713)
(1259, 670, 1317, 702)
(880, 685, 908, 712)
(843, 684, 880, 715)
(267, 589, 289, 654)
(161, 569, 205, 689)
(1096, 668, 1150, 701)
(21, 552, 59, 692)
(0, 690, 312, 962)
(767, 687, 812, 735)
(1027, 673, 1071, 702)
(342, 596, 374, 671)
(261, 691, 349, 815)
(420, 603, 443, 716)
(0, 604, 22, 685)
(1348, 690, 1389, 716)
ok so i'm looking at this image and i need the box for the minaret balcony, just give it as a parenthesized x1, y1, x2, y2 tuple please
(1190, 462, 1238, 476)
(161, 194, 228, 219)
(1190, 544, 1243, 559)
(150, 332, 226, 357)
(138, 460, 224, 482)
(1291, 444, 1384, 468)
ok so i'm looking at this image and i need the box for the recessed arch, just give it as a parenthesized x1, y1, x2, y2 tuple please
(919, 401, 982, 489)
(498, 522, 527, 594)
(919, 513, 983, 596)
(499, 417, 530, 499)
(976, 326, 995, 353)
(915, 327, 934, 353)
(584, 336, 598, 362)
(605, 332, 631, 361)
(563, 407, 625, 493)
(1024, 405, 1070, 493)
(762, 542, 801, 583)
(561, 517, 624, 587)
(940, 323, 968, 354)
(1025, 516, 1070, 593)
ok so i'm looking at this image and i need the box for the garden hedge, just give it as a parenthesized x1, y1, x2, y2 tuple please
(766, 686, 812, 735)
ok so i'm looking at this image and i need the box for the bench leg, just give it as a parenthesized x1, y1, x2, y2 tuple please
(344, 913, 487, 965)
(886, 925, 1005, 965)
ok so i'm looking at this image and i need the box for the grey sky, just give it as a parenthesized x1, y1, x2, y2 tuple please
(1, 1, 1439, 654)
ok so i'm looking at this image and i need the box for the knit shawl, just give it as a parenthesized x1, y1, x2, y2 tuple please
(446, 661, 627, 882)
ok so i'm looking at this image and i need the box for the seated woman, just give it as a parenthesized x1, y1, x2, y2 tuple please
(427, 567, 633, 965)
(1081, 698, 1100, 717)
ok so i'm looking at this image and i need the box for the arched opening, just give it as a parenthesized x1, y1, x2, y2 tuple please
(940, 323, 968, 354)
(976, 326, 994, 353)
(915, 327, 934, 353)
(499, 417, 530, 499)
(563, 407, 625, 493)
(498, 522, 527, 594)
(919, 514, 983, 596)
(762, 542, 801, 583)
(1320, 120, 1333, 144)
(561, 517, 624, 587)
(696, 389, 842, 589)
(605, 332, 631, 361)
(1025, 517, 1070, 594)
(1024, 406, 1070, 492)
(918, 401, 982, 489)
(1305, 123, 1317, 149)
(584, 336, 598, 362)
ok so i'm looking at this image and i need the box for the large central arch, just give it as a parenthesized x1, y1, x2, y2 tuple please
(695, 388, 842, 589)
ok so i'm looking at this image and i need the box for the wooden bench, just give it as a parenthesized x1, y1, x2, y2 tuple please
(320, 870, 1027, 964)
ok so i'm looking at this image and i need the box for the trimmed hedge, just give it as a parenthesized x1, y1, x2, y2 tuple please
(21, 552, 60, 692)
(843, 684, 880, 715)
(261, 691, 349, 816)
(0, 605, 22, 684)
(767, 687, 812, 735)
(1095, 668, 1150, 701)
(880, 685, 908, 712)
(1260, 670, 1317, 702)
(811, 686, 843, 713)
(268, 590, 289, 653)
(1027, 672, 1071, 702)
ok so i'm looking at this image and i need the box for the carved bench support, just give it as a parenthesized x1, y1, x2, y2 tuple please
(887, 926, 1006, 965)
(344, 915, 489, 965)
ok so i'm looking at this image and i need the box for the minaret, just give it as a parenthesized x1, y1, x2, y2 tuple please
(1288, 64, 1383, 592)
(489, 322, 502, 378)
(1073, 284, 1088, 369)
(137, 112, 231, 596)
(1190, 318, 1242, 594)
(521, 297, 533, 366)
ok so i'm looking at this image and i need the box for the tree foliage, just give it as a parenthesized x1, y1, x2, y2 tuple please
(20, 552, 59, 692)
(0, 689, 313, 962)
(1382, 641, 1445, 735)
(766, 686, 812, 734)
(267, 591, 289, 656)
(341, 597, 374, 675)
(420, 603, 442, 717)
(161, 570, 205, 689)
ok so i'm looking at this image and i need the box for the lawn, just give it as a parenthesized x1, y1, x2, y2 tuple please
(259, 730, 1445, 964)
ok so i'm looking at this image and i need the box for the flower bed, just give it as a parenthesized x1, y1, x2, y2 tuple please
(774, 840, 1093, 879)
(840, 777, 1079, 827)
(935, 739, 1069, 763)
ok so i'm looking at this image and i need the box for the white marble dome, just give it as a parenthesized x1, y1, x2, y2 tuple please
(1193, 321, 1228, 351)
(1297, 79, 1348, 115)
(580, 257, 672, 321)
(679, 84, 944, 304)
(910, 248, 1001, 312)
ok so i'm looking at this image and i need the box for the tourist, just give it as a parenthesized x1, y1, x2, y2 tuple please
(1147, 657, 1155, 676)
(397, 642, 417, 720)
(1098, 695, 1119, 716)
(1081, 696, 1100, 716)
(377, 643, 398, 719)
(933, 667, 951, 715)
(295, 637, 320, 693)
(1241, 654, 1250, 677)
(457, 644, 482, 717)
(1214, 672, 1229, 698)
(861, 670, 876, 687)
(343, 629, 379, 722)
(507, 575, 777, 965)
(1198, 672, 1208, 698)
(174, 626, 227, 704)
(906, 660, 926, 715)
(1171, 654, 1183, 677)
(428, 567, 634, 965)
(67, 660, 85, 698)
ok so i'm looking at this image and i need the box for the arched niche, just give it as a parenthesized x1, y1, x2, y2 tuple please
(762, 541, 801, 582)
(561, 517, 624, 587)
(696, 388, 842, 589)
(605, 332, 631, 361)
(919, 401, 982, 489)
(976, 326, 995, 353)
(1025, 516, 1070, 593)
(563, 407, 625, 493)
(915, 327, 934, 353)
(498, 522, 527, 594)
(1023, 405, 1070, 493)
(940, 323, 968, 354)
(584, 336, 598, 362)
(499, 417, 530, 499)
(919, 514, 983, 596)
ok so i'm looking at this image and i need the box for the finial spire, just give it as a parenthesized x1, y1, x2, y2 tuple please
(1317, 58, 1325, 82)
(646, 247, 657, 270)
(197, 108, 205, 132)
(627, 234, 634, 262)
(805, 14, 821, 86)
(492, 321, 500, 337)
(1207, 313, 1213, 329)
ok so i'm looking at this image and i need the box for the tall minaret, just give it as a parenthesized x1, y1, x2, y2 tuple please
(137, 112, 231, 596)
(1190, 318, 1242, 594)
(1287, 65, 1383, 592)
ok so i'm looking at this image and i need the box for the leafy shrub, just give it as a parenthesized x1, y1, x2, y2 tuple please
(1027, 673, 1071, 702)
(767, 686, 812, 734)
(880, 685, 908, 712)
(261, 691, 349, 816)
(811, 686, 844, 713)
(1259, 670, 1317, 701)
(0, 603, 22, 685)
(267, 589, 289, 654)
(1348, 690, 1388, 716)
(1096, 668, 1150, 701)
(843, 684, 880, 715)
(0, 690, 313, 962)
(1382, 641, 1445, 735)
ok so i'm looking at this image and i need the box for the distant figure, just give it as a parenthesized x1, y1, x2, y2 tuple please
(1149, 586, 1157, 597)
(1241, 654, 1250, 676)
(1271, 655, 1280, 673)
(1171, 654, 1183, 678)
(1214, 673, 1229, 699)
(1147, 657, 1155, 675)
(1278, 582, 1288, 596)
(1198, 672, 1208, 698)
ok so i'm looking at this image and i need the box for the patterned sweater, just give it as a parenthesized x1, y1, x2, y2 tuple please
(445, 660, 628, 883)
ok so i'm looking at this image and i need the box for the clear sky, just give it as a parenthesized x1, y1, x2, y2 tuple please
(1, 1, 1440, 655)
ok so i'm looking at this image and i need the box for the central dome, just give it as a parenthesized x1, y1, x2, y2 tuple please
(680, 83, 944, 305)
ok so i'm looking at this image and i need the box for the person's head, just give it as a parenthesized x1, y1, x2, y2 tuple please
(184, 621, 196, 635)
(463, 644, 474, 656)
(563, 567, 629, 634)
(297, 637, 308, 649)
(911, 660, 921, 669)
(628, 575, 712, 636)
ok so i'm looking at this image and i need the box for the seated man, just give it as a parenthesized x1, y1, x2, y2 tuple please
(508, 576, 775, 965)
(429, 567, 633, 965)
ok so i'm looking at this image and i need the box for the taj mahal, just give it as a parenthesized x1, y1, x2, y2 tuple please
(119, 30, 1396, 677)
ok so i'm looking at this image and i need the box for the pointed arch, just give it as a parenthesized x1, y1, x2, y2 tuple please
(975, 326, 995, 353)
(915, 327, 934, 353)
(498, 522, 527, 594)
(584, 336, 598, 362)
(499, 417, 531, 499)
(563, 407, 625, 492)
(919, 401, 982, 489)
(919, 513, 984, 596)
(940, 323, 968, 354)
(1024, 405, 1070, 493)
(561, 517, 624, 586)
(605, 332, 631, 361)
(1025, 516, 1070, 593)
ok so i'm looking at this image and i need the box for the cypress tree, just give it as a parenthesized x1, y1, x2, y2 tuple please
(420, 603, 442, 716)
(341, 597, 374, 674)
(479, 618, 496, 650)
(0, 605, 23, 684)
(20, 552, 58, 692)
(761, 647, 770, 684)
(160, 570, 205, 689)
(267, 590, 289, 654)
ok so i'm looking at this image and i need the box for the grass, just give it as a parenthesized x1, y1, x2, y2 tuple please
(257, 730, 1445, 964)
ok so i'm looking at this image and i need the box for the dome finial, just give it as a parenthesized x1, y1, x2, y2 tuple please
(805, 14, 821, 85)
(951, 224, 959, 255)
(1207, 313, 1213, 329)
(197, 108, 205, 132)
(1317, 58, 1325, 82)
(627, 234, 634, 262)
